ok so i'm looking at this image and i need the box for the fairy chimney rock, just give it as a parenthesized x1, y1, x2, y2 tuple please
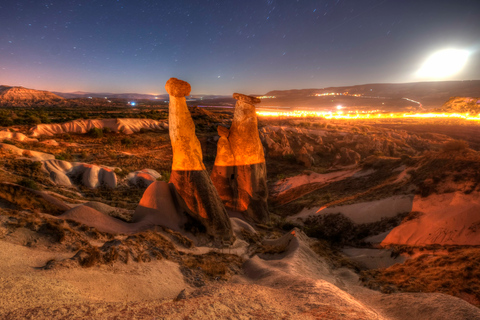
(211, 92, 269, 223)
(166, 78, 233, 242)
(165, 78, 191, 97)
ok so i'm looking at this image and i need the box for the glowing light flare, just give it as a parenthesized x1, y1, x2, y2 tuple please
(416, 49, 470, 78)
(256, 110, 480, 122)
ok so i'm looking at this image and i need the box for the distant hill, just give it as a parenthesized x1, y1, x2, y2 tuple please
(436, 96, 480, 114)
(263, 80, 480, 110)
(53, 91, 168, 100)
(0, 85, 64, 102)
(53, 91, 229, 101)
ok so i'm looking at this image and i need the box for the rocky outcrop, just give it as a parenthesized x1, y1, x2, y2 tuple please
(0, 85, 64, 102)
(166, 78, 233, 242)
(42, 159, 117, 188)
(30, 118, 168, 137)
(0, 130, 37, 143)
(211, 93, 269, 223)
(334, 147, 361, 166)
(70, 164, 117, 189)
(133, 181, 185, 232)
(297, 146, 315, 167)
(127, 169, 161, 187)
(0, 143, 55, 161)
(437, 96, 480, 114)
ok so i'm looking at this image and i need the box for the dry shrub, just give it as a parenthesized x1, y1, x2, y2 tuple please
(442, 140, 469, 152)
(310, 240, 361, 271)
(160, 227, 194, 248)
(304, 212, 410, 246)
(183, 252, 243, 280)
(0, 183, 67, 215)
(360, 247, 480, 306)
(74, 247, 102, 268)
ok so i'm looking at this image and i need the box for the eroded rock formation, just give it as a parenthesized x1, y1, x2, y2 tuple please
(166, 78, 233, 242)
(211, 93, 269, 223)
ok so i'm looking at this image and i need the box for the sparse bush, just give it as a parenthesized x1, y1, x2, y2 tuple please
(157, 170, 171, 182)
(62, 133, 73, 142)
(283, 153, 296, 164)
(56, 151, 72, 161)
(88, 127, 104, 138)
(121, 137, 133, 147)
(30, 161, 43, 173)
(2, 139, 15, 145)
(442, 140, 468, 152)
(18, 178, 39, 190)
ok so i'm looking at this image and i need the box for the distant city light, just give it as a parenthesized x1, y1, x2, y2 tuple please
(257, 95, 276, 99)
(336, 105, 343, 110)
(129, 101, 136, 106)
(256, 110, 480, 121)
(416, 49, 470, 79)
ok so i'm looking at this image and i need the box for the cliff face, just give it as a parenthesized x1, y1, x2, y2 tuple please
(437, 96, 480, 114)
(0, 85, 64, 102)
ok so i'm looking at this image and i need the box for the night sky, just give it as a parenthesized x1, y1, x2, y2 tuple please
(1, 0, 479, 95)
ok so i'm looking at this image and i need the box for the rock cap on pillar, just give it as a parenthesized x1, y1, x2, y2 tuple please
(165, 78, 191, 97)
(233, 93, 261, 105)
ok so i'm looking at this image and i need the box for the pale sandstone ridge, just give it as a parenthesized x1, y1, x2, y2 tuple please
(30, 118, 168, 137)
(0, 129, 37, 142)
(0, 85, 64, 101)
(0, 143, 55, 161)
(211, 93, 269, 223)
(166, 77, 233, 242)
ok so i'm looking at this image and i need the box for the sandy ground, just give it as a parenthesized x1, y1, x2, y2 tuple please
(342, 247, 407, 269)
(382, 191, 480, 246)
(2, 228, 480, 319)
(289, 195, 414, 224)
(0, 241, 185, 315)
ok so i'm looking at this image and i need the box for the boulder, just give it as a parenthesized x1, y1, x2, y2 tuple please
(68, 163, 117, 188)
(42, 159, 73, 187)
(297, 146, 314, 168)
(211, 93, 269, 223)
(127, 169, 161, 187)
(133, 181, 185, 232)
(335, 147, 361, 166)
(166, 78, 233, 242)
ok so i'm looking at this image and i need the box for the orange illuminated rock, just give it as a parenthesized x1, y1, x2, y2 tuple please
(166, 78, 233, 242)
(229, 93, 265, 166)
(133, 181, 185, 232)
(211, 93, 269, 223)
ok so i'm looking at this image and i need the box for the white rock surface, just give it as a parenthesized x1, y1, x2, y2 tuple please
(126, 169, 161, 187)
(30, 118, 168, 137)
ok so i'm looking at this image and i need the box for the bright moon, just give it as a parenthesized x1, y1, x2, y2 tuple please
(416, 49, 469, 79)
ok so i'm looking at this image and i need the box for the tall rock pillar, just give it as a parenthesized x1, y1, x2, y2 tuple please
(211, 93, 269, 223)
(165, 78, 233, 242)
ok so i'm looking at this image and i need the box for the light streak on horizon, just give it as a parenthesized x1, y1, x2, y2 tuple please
(256, 110, 480, 121)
